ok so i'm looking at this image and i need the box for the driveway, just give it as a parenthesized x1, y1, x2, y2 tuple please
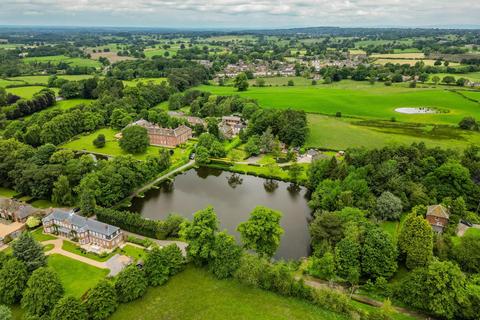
(42, 239, 131, 276)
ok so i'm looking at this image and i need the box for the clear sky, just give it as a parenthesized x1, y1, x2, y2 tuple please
(1, 0, 479, 29)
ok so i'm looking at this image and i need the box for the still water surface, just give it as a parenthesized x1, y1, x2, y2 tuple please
(129, 167, 312, 259)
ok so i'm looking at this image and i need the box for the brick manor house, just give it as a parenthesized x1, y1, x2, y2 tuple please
(123, 119, 192, 147)
(42, 209, 123, 250)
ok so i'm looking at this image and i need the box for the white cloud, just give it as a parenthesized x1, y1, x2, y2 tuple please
(0, 0, 479, 27)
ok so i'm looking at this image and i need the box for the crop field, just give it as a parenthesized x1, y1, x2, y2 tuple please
(354, 39, 414, 47)
(22, 55, 102, 68)
(197, 83, 480, 125)
(6, 86, 59, 99)
(306, 114, 480, 150)
(371, 52, 425, 59)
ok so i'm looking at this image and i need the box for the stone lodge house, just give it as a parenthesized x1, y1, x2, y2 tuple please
(219, 116, 246, 138)
(0, 198, 37, 223)
(426, 204, 450, 233)
(126, 119, 192, 147)
(42, 210, 123, 250)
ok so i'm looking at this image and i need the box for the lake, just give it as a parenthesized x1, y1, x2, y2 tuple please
(129, 167, 312, 260)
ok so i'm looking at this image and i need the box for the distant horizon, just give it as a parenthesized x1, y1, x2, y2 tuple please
(1, 1, 479, 31)
(0, 24, 479, 32)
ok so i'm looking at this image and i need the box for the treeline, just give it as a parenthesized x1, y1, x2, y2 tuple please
(0, 227, 185, 320)
(1, 88, 55, 120)
(308, 143, 480, 215)
(107, 57, 211, 89)
(318, 63, 480, 84)
(0, 139, 171, 209)
(3, 78, 171, 146)
(169, 89, 309, 147)
(96, 207, 184, 240)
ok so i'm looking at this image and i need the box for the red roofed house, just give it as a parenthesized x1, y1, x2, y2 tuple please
(426, 204, 450, 233)
(124, 120, 192, 148)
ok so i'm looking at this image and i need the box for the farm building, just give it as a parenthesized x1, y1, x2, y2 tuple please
(219, 116, 246, 138)
(167, 111, 206, 127)
(426, 204, 450, 233)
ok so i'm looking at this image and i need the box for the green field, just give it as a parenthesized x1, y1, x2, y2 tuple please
(197, 82, 480, 125)
(47, 254, 109, 298)
(4, 74, 95, 86)
(61, 127, 191, 162)
(111, 266, 348, 320)
(23, 55, 102, 68)
(430, 72, 480, 83)
(306, 114, 480, 150)
(123, 77, 168, 86)
(237, 76, 314, 87)
(6, 86, 59, 99)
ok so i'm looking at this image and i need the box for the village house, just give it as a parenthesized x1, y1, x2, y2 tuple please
(42, 210, 123, 251)
(0, 198, 37, 223)
(219, 116, 246, 138)
(126, 119, 192, 147)
(426, 204, 450, 233)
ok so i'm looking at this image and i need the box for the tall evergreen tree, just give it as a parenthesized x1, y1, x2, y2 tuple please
(11, 232, 46, 272)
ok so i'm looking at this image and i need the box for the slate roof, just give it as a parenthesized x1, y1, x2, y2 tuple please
(426, 205, 450, 219)
(42, 209, 120, 236)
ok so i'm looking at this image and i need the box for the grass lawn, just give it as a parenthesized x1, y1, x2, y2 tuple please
(0, 187, 17, 198)
(48, 254, 109, 298)
(24, 99, 94, 120)
(352, 301, 416, 320)
(243, 76, 314, 87)
(120, 244, 147, 261)
(30, 199, 55, 209)
(43, 244, 54, 252)
(31, 228, 57, 242)
(6, 86, 59, 99)
(61, 127, 191, 162)
(197, 82, 480, 125)
(110, 266, 348, 320)
(62, 240, 117, 262)
(305, 114, 480, 150)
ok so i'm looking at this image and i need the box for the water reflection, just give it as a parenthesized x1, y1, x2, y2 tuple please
(129, 167, 312, 260)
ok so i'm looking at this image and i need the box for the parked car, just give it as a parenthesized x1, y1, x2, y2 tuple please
(189, 152, 195, 160)
(461, 219, 473, 227)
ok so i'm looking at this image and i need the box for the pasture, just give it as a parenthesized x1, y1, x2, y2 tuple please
(6, 86, 59, 99)
(430, 72, 480, 83)
(306, 114, 480, 151)
(110, 266, 348, 320)
(123, 77, 168, 86)
(197, 83, 480, 125)
(5, 74, 95, 85)
(22, 55, 102, 68)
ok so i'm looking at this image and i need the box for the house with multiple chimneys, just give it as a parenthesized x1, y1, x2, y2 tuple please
(42, 209, 123, 250)
(219, 116, 246, 139)
(123, 119, 192, 148)
(167, 111, 206, 127)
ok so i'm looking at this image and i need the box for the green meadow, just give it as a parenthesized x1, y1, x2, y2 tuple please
(6, 86, 59, 99)
(197, 83, 480, 125)
(306, 114, 480, 151)
(123, 77, 168, 86)
(111, 266, 348, 320)
(22, 55, 102, 68)
(431, 72, 480, 82)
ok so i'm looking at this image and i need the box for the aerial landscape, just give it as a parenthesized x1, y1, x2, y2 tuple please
(0, 1, 480, 320)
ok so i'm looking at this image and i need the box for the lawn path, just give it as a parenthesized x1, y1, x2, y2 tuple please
(42, 239, 108, 269)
